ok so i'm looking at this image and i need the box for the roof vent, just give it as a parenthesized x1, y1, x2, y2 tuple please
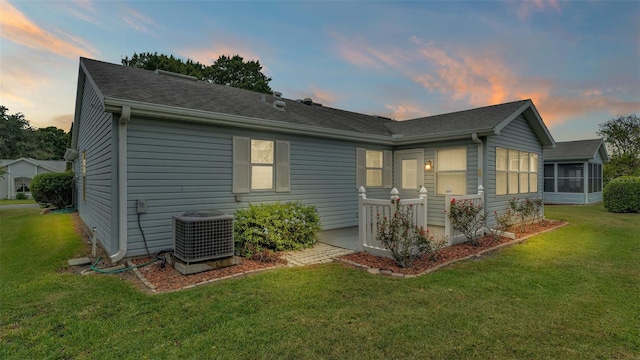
(273, 91, 282, 99)
(273, 100, 286, 111)
(154, 69, 197, 81)
(302, 98, 313, 106)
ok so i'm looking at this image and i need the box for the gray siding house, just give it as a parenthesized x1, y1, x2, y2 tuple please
(67, 58, 556, 262)
(0, 158, 66, 199)
(543, 139, 609, 204)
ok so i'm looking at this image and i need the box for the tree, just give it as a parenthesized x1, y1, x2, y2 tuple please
(121, 52, 208, 79)
(208, 55, 272, 94)
(0, 165, 6, 180)
(598, 114, 640, 184)
(0, 106, 31, 159)
(0, 105, 70, 160)
(122, 52, 272, 94)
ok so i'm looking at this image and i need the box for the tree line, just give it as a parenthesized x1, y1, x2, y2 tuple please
(0, 106, 70, 160)
(121, 52, 273, 94)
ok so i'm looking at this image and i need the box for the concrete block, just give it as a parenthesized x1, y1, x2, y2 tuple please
(68, 257, 91, 266)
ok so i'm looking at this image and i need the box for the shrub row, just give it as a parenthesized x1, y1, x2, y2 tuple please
(604, 176, 640, 213)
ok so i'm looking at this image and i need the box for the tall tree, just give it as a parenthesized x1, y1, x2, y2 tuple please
(0, 106, 31, 159)
(208, 55, 272, 94)
(597, 113, 640, 184)
(122, 52, 272, 94)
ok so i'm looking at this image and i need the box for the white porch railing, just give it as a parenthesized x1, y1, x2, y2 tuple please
(444, 185, 485, 245)
(358, 186, 428, 256)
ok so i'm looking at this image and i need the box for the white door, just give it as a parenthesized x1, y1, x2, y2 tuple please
(394, 149, 424, 199)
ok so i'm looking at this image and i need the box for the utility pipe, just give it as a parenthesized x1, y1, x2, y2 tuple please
(110, 106, 131, 262)
(471, 133, 484, 189)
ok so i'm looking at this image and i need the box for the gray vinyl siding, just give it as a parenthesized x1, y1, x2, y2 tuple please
(486, 115, 543, 228)
(544, 191, 587, 205)
(125, 117, 392, 256)
(397, 140, 477, 227)
(75, 78, 117, 255)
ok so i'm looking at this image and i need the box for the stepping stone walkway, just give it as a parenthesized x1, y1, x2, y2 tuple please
(284, 242, 355, 267)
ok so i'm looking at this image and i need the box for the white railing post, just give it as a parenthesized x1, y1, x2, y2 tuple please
(418, 186, 428, 228)
(390, 187, 399, 201)
(358, 186, 367, 251)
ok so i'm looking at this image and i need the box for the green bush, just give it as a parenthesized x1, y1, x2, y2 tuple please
(603, 176, 640, 213)
(30, 172, 74, 209)
(376, 199, 445, 268)
(15, 192, 28, 200)
(234, 202, 321, 257)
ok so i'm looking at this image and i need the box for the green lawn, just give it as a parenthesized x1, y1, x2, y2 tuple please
(0, 205, 638, 359)
(0, 198, 37, 205)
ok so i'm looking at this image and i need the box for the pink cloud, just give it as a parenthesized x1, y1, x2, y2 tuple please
(0, 1, 96, 59)
(309, 86, 337, 105)
(330, 31, 408, 69)
(516, 0, 562, 20)
(121, 7, 155, 33)
(385, 103, 430, 120)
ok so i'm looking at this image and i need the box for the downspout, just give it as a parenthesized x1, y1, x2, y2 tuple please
(472, 133, 486, 231)
(111, 106, 131, 263)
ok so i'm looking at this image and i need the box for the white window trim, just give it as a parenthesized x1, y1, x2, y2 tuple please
(233, 137, 290, 194)
(435, 147, 467, 195)
(356, 148, 392, 189)
(496, 147, 538, 195)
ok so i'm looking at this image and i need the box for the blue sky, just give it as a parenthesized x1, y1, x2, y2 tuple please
(1, 0, 638, 141)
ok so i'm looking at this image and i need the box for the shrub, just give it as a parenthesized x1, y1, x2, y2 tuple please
(448, 199, 487, 246)
(489, 210, 514, 241)
(234, 202, 321, 258)
(603, 176, 640, 213)
(509, 197, 544, 231)
(376, 199, 445, 268)
(30, 172, 74, 209)
(15, 192, 28, 200)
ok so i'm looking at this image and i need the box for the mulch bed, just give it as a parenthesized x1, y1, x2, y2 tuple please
(67, 211, 565, 292)
(339, 220, 566, 276)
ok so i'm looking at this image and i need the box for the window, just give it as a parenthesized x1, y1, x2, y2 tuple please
(82, 151, 86, 201)
(557, 163, 583, 193)
(366, 150, 383, 187)
(496, 147, 539, 195)
(356, 148, 392, 189)
(544, 164, 555, 192)
(588, 163, 602, 193)
(14, 177, 31, 193)
(232, 137, 290, 194)
(251, 139, 274, 190)
(436, 147, 466, 195)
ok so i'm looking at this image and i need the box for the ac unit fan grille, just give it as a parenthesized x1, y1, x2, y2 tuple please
(173, 212, 234, 264)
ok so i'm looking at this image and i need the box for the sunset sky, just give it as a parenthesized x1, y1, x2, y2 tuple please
(1, 0, 638, 141)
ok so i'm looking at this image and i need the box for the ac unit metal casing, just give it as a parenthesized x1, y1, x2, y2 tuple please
(172, 210, 234, 264)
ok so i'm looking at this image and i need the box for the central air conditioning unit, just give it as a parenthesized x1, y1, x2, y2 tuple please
(172, 210, 234, 264)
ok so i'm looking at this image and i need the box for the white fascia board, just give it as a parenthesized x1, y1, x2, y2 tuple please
(103, 97, 396, 146)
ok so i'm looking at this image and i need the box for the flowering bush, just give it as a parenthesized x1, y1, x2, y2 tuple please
(376, 199, 445, 268)
(488, 210, 515, 241)
(234, 202, 321, 258)
(509, 197, 544, 230)
(448, 199, 487, 246)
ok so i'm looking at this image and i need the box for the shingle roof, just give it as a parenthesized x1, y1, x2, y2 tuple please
(1, 158, 66, 172)
(544, 139, 607, 161)
(81, 58, 394, 137)
(384, 100, 531, 136)
(79, 58, 554, 146)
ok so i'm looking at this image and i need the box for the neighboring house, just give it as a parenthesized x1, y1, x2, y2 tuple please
(543, 139, 609, 205)
(67, 58, 556, 262)
(0, 158, 66, 199)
